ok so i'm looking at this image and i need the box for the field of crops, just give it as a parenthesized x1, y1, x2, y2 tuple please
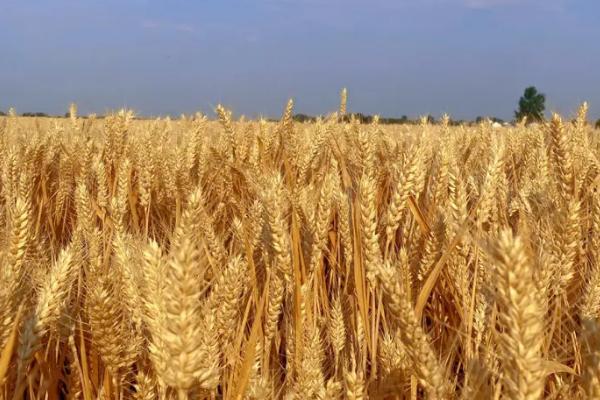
(0, 101, 599, 399)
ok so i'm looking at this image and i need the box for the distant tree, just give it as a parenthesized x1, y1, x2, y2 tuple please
(0, 110, 5, 116)
(293, 113, 316, 123)
(326, 113, 413, 125)
(350, 113, 373, 124)
(515, 86, 546, 123)
(22, 112, 48, 117)
(596, 119, 600, 129)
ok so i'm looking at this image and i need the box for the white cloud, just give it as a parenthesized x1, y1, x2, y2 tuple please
(463, 0, 519, 8)
(460, 0, 565, 9)
(141, 19, 196, 34)
(255, 0, 564, 11)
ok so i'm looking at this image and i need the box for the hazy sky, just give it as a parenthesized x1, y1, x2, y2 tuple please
(1, 0, 599, 120)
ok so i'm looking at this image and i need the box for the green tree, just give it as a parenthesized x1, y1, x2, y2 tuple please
(515, 86, 546, 122)
(22, 112, 48, 117)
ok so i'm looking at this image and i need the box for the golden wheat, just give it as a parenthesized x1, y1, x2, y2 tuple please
(0, 99, 598, 399)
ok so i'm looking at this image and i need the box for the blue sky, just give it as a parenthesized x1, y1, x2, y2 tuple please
(1, 0, 599, 120)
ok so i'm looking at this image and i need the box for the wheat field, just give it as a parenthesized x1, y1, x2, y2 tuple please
(0, 98, 599, 399)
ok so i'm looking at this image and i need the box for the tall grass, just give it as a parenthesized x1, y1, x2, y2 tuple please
(0, 101, 599, 399)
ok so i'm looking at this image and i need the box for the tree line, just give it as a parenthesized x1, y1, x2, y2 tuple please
(2, 87, 600, 128)
(293, 113, 507, 126)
